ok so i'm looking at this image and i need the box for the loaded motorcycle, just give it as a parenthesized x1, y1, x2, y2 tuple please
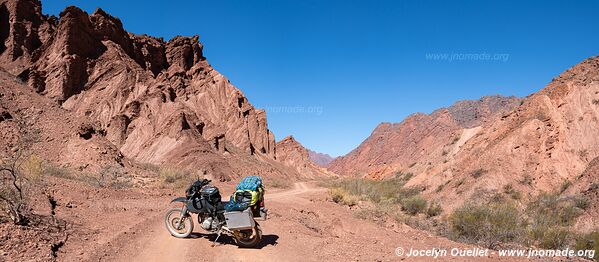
(165, 179, 267, 247)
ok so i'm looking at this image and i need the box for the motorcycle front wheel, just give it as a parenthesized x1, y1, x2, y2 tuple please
(234, 223, 262, 248)
(165, 208, 194, 238)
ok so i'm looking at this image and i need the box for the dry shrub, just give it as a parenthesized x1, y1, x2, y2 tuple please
(159, 167, 192, 189)
(84, 165, 131, 189)
(330, 188, 358, 207)
(401, 195, 428, 215)
(426, 202, 443, 218)
(450, 202, 523, 248)
(502, 183, 522, 200)
(574, 231, 599, 262)
(268, 179, 291, 189)
(329, 174, 417, 204)
(0, 117, 41, 225)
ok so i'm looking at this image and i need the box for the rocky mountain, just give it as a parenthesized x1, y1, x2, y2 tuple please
(328, 95, 522, 178)
(276, 136, 333, 178)
(420, 56, 599, 208)
(0, 0, 320, 180)
(330, 56, 599, 212)
(307, 149, 335, 167)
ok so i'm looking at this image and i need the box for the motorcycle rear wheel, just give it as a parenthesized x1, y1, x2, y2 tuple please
(165, 208, 194, 238)
(234, 223, 262, 248)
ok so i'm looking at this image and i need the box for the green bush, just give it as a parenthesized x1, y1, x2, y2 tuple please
(450, 202, 523, 248)
(401, 196, 428, 215)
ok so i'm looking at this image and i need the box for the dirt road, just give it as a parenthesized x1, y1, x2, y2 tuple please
(79, 182, 513, 262)
(130, 182, 324, 262)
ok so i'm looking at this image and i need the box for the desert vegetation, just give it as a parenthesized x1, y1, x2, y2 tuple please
(450, 192, 596, 259)
(326, 171, 597, 259)
(325, 172, 443, 224)
(0, 117, 44, 225)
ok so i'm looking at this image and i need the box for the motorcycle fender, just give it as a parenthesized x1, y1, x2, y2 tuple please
(170, 197, 187, 203)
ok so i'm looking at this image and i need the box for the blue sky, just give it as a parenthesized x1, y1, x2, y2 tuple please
(42, 0, 599, 157)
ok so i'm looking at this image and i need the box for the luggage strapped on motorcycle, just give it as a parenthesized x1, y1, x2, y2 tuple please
(224, 176, 264, 212)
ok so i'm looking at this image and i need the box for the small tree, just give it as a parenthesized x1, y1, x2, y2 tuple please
(0, 117, 40, 225)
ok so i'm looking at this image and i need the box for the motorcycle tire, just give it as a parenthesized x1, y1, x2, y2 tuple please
(234, 223, 262, 248)
(165, 208, 194, 238)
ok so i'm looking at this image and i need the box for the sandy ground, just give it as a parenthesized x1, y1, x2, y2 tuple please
(56, 182, 532, 262)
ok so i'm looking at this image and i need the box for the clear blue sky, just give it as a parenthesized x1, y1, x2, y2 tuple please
(42, 0, 599, 157)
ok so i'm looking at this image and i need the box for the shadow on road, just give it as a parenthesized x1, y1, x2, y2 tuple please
(185, 232, 279, 249)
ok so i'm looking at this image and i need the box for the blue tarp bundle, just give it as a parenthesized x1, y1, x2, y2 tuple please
(236, 176, 263, 191)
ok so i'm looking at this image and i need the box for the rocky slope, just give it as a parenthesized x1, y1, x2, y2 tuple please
(307, 149, 335, 167)
(329, 95, 522, 178)
(330, 56, 599, 213)
(421, 57, 599, 208)
(276, 136, 333, 178)
(0, 0, 321, 180)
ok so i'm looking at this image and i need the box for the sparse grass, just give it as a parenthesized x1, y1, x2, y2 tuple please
(574, 231, 599, 262)
(519, 175, 533, 186)
(43, 162, 134, 189)
(329, 175, 417, 204)
(573, 196, 590, 210)
(435, 184, 445, 193)
(269, 179, 291, 189)
(327, 175, 429, 223)
(84, 165, 132, 189)
(471, 168, 487, 178)
(503, 184, 522, 200)
(455, 178, 466, 188)
(426, 202, 443, 218)
(159, 167, 191, 188)
(578, 149, 590, 159)
(448, 190, 590, 250)
(44, 163, 72, 179)
(139, 162, 160, 173)
(537, 227, 571, 249)
(560, 180, 572, 194)
(450, 136, 460, 145)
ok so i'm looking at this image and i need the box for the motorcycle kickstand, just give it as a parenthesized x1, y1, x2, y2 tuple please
(212, 229, 223, 247)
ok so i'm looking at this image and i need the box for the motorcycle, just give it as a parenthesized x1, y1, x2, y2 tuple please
(165, 179, 267, 248)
